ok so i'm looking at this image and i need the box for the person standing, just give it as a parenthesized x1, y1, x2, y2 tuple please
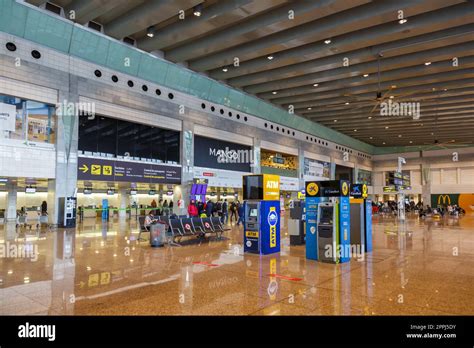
(222, 199, 228, 224)
(206, 199, 214, 218)
(237, 202, 245, 226)
(229, 200, 238, 224)
(162, 200, 169, 216)
(157, 198, 163, 216)
(188, 199, 198, 217)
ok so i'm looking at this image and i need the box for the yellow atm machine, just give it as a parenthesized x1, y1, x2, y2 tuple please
(243, 174, 281, 255)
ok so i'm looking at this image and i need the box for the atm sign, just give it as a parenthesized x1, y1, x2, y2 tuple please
(246, 231, 259, 238)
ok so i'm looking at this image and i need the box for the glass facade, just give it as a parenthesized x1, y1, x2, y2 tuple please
(78, 115, 180, 164)
(357, 169, 372, 185)
(0, 95, 56, 144)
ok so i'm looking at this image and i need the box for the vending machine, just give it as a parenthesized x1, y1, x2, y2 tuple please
(243, 174, 281, 255)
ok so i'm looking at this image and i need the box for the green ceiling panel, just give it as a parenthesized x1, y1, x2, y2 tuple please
(106, 41, 141, 76)
(208, 81, 229, 105)
(137, 54, 169, 85)
(188, 73, 212, 99)
(0, 0, 27, 37)
(243, 96, 262, 117)
(164, 64, 192, 93)
(224, 89, 245, 110)
(24, 8, 73, 52)
(70, 27, 110, 66)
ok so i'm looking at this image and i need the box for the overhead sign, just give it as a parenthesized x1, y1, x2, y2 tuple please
(383, 186, 398, 193)
(0, 103, 16, 132)
(263, 174, 280, 200)
(194, 135, 251, 172)
(77, 156, 181, 184)
(304, 158, 330, 179)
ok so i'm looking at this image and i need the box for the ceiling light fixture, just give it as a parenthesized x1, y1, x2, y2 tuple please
(424, 61, 431, 66)
(334, 119, 337, 122)
(369, 137, 373, 139)
(307, 107, 312, 110)
(354, 129, 357, 132)
(409, 140, 413, 144)
(267, 55, 274, 60)
(324, 39, 331, 44)
(272, 91, 277, 95)
(193, 4, 203, 16)
(382, 142, 386, 145)
(313, 83, 319, 87)
(368, 116, 372, 119)
(398, 134, 402, 138)
(385, 126, 389, 129)
(363, 73, 369, 77)
(389, 96, 394, 99)
(146, 26, 155, 38)
(345, 102, 350, 105)
(399, 18, 408, 24)
(222, 67, 228, 72)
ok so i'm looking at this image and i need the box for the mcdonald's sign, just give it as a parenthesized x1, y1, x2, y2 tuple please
(437, 195, 451, 205)
(431, 194, 459, 207)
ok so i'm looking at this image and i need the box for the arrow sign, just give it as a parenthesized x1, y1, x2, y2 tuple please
(79, 164, 89, 173)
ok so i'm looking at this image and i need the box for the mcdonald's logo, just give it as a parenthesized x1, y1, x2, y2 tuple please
(437, 195, 451, 205)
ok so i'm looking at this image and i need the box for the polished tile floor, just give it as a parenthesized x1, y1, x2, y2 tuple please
(1, 212, 473, 315)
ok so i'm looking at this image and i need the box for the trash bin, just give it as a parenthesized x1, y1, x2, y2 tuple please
(149, 222, 167, 247)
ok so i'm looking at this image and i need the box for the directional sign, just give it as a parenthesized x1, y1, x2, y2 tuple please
(79, 164, 89, 173)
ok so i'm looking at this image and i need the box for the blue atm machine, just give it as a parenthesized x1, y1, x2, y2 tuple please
(243, 174, 281, 255)
(350, 184, 373, 253)
(305, 180, 351, 263)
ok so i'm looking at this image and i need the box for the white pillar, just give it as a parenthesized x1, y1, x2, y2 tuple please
(6, 185, 17, 221)
(119, 188, 128, 218)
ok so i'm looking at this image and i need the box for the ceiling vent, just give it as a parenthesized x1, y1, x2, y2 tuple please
(44, 2, 62, 15)
(87, 21, 103, 33)
(123, 37, 136, 46)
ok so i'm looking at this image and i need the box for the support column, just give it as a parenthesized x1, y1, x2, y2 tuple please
(252, 137, 261, 174)
(54, 77, 79, 225)
(330, 159, 336, 180)
(298, 146, 305, 190)
(420, 162, 431, 206)
(119, 188, 128, 218)
(6, 185, 17, 221)
(176, 121, 195, 216)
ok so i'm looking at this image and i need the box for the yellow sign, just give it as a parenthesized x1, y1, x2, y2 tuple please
(245, 231, 259, 238)
(437, 195, 451, 205)
(269, 207, 277, 248)
(79, 164, 89, 173)
(306, 182, 319, 196)
(91, 164, 101, 175)
(362, 184, 368, 198)
(263, 174, 280, 201)
(103, 165, 113, 176)
(342, 182, 349, 196)
(297, 191, 305, 200)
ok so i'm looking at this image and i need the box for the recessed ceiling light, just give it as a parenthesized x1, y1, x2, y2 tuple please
(363, 73, 369, 77)
(369, 136, 373, 139)
(382, 142, 386, 145)
(146, 26, 154, 38)
(267, 55, 274, 60)
(368, 116, 372, 119)
(389, 96, 394, 99)
(409, 140, 413, 144)
(385, 126, 389, 129)
(307, 107, 312, 110)
(398, 134, 402, 138)
(432, 87, 436, 91)
(272, 91, 277, 95)
(399, 18, 408, 24)
(345, 102, 350, 105)
(324, 39, 331, 44)
(391, 85, 397, 88)
(424, 62, 431, 66)
(193, 4, 203, 16)
(313, 83, 319, 87)
(222, 67, 228, 72)
(334, 119, 338, 122)
(354, 129, 357, 132)
(443, 88, 448, 91)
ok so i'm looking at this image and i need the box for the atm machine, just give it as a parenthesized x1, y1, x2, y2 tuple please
(350, 184, 373, 253)
(305, 180, 351, 263)
(58, 197, 77, 228)
(243, 174, 281, 255)
(316, 202, 338, 263)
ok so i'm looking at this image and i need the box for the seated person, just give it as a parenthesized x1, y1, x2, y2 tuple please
(144, 212, 156, 229)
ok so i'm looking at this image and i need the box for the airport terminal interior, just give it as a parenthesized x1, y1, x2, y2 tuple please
(0, 0, 473, 316)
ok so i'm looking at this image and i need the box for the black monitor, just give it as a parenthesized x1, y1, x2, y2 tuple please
(243, 175, 263, 200)
(319, 206, 333, 223)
